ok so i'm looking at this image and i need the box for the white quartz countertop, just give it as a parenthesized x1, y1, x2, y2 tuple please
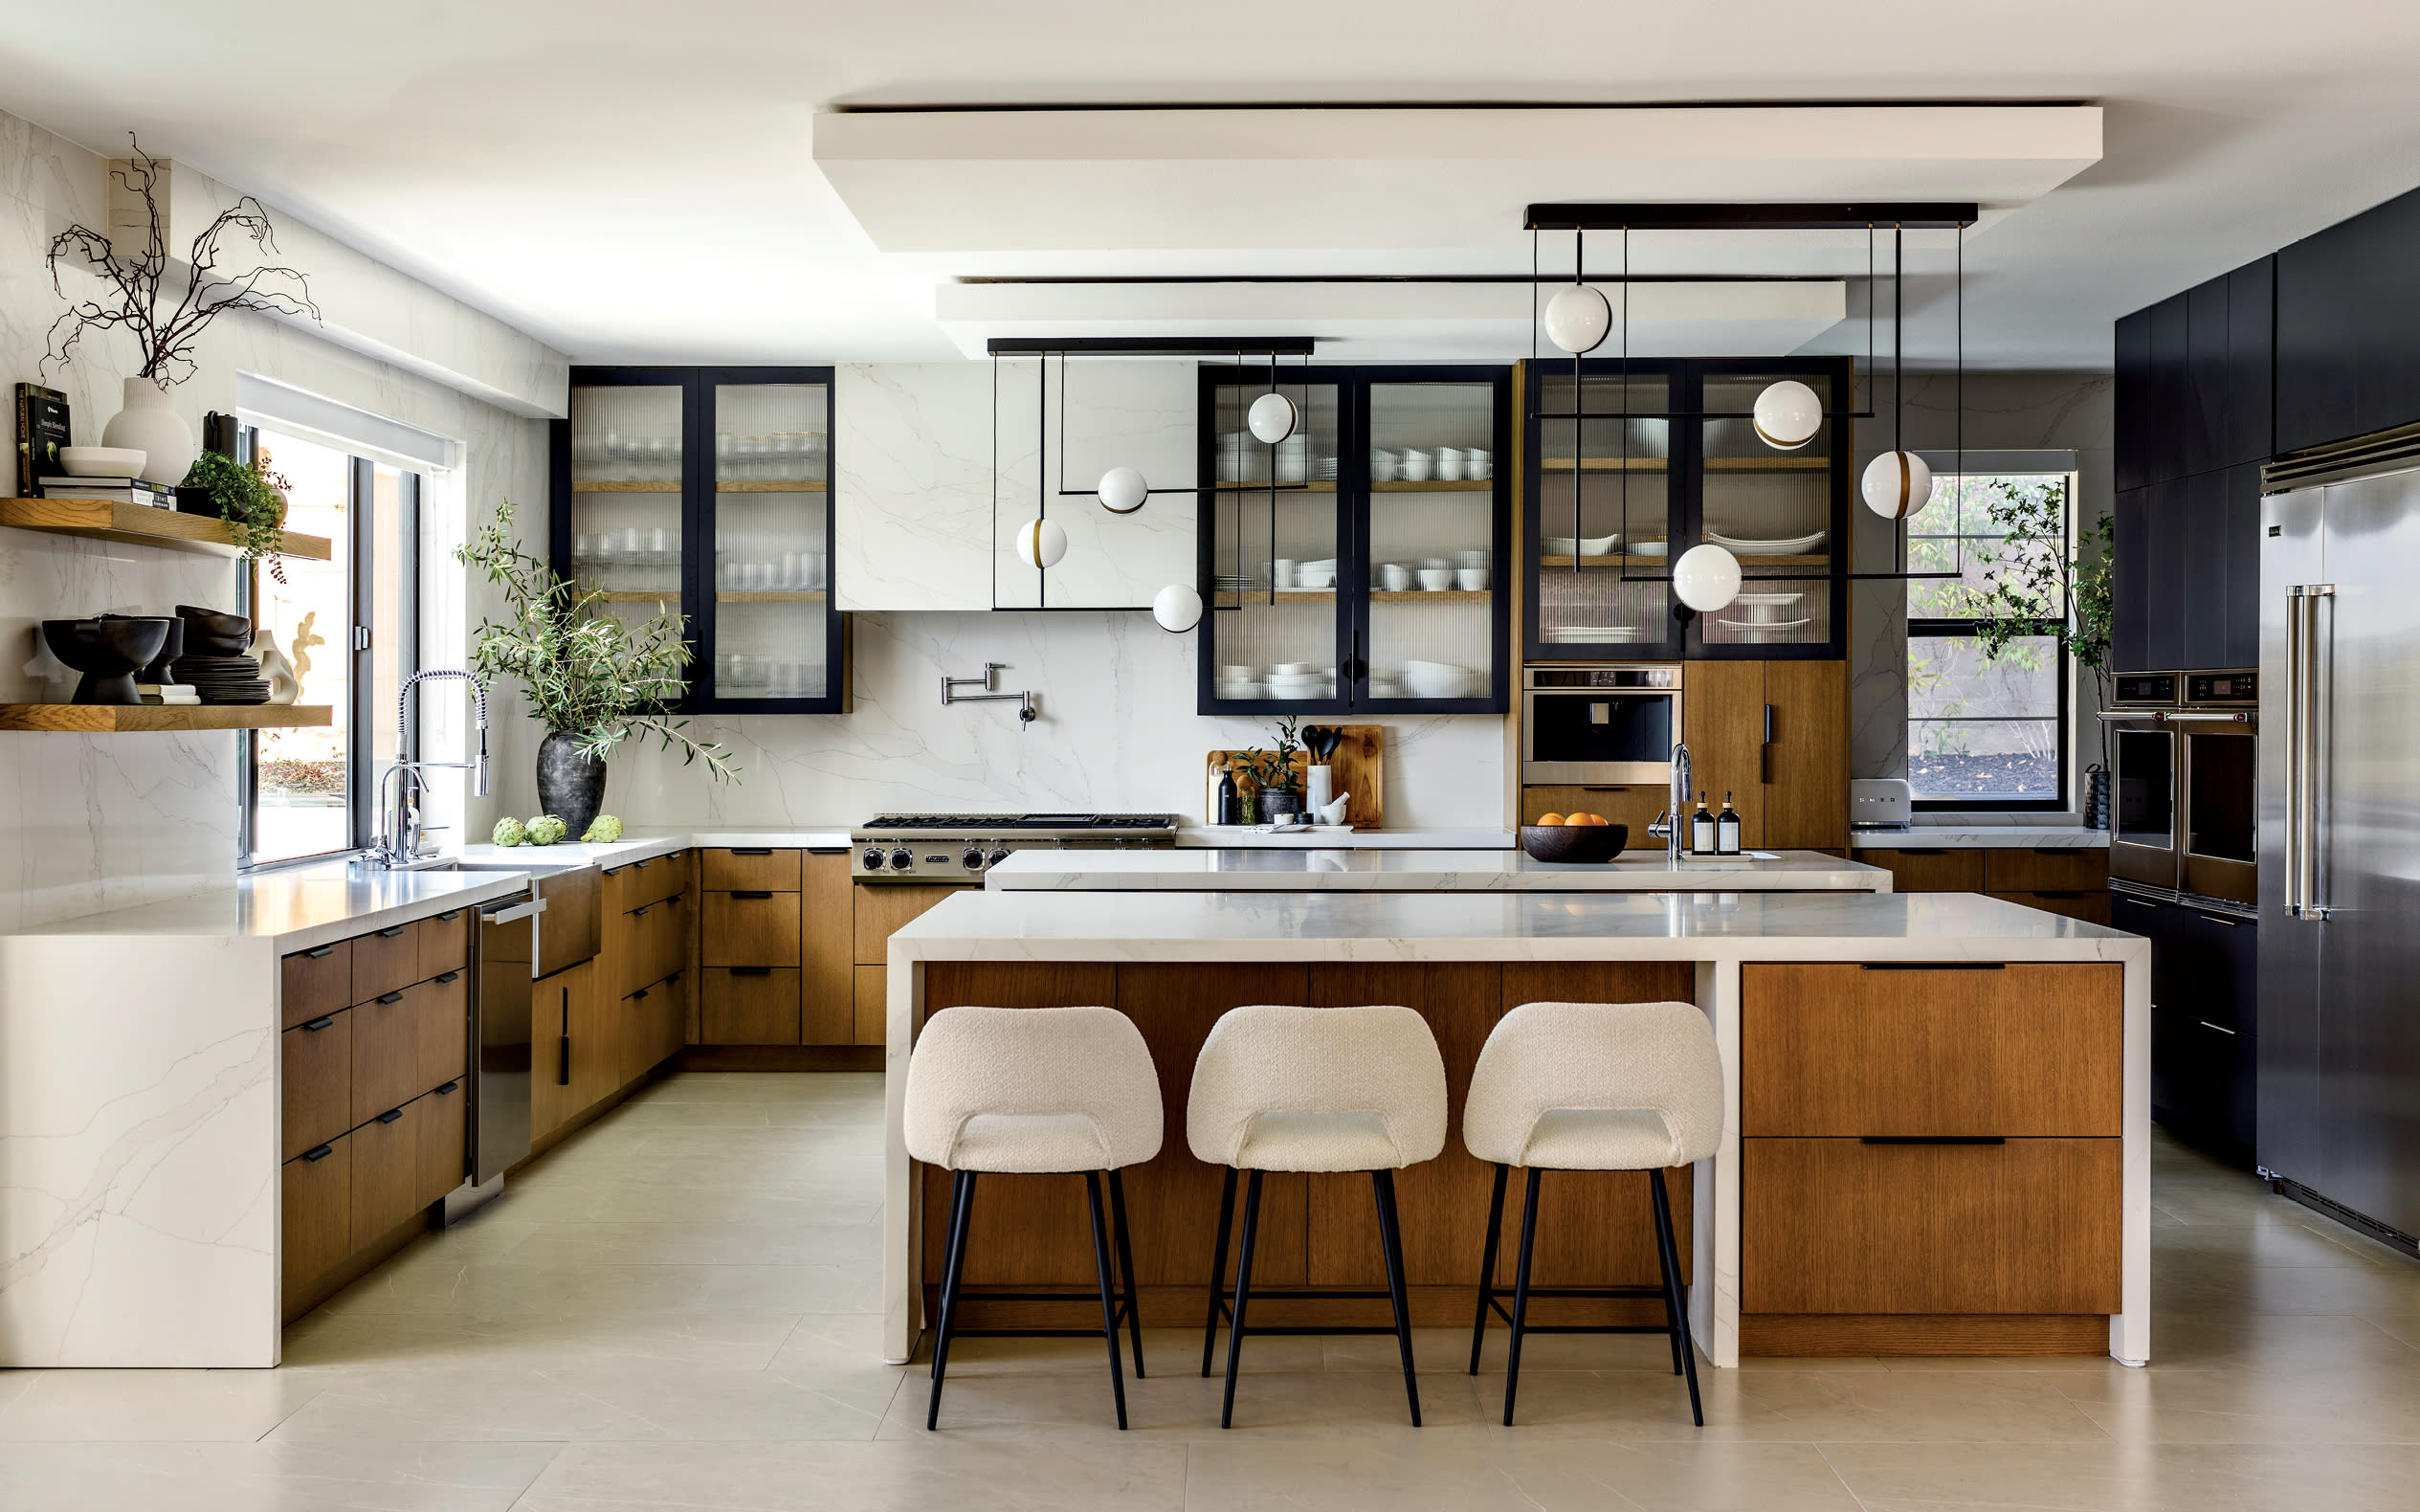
(1178, 826, 1515, 849)
(1849, 825, 2110, 851)
(985, 847, 1890, 892)
(892, 887, 2140, 966)
(10, 861, 530, 953)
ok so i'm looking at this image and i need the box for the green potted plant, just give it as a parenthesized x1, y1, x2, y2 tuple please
(181, 450, 293, 583)
(455, 499, 736, 837)
(1256, 716, 1305, 820)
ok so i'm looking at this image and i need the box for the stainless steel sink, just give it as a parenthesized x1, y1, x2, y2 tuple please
(416, 856, 596, 875)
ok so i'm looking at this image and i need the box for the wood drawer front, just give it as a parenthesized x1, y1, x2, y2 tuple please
(702, 848, 800, 892)
(417, 909, 471, 983)
(853, 884, 963, 966)
(704, 890, 800, 968)
(607, 853, 689, 913)
(281, 1011, 354, 1161)
(1861, 848, 1986, 892)
(281, 1137, 351, 1301)
(418, 1080, 467, 1208)
(854, 965, 886, 1047)
(349, 1097, 427, 1246)
(1983, 848, 2110, 892)
(1743, 963, 2122, 1136)
(702, 967, 802, 1045)
(1987, 890, 2114, 926)
(280, 941, 353, 1031)
(351, 921, 423, 1003)
(630, 970, 690, 1076)
(351, 974, 467, 1120)
(641, 895, 691, 985)
(1743, 1137, 2121, 1314)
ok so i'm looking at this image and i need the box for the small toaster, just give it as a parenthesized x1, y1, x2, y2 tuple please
(1850, 777, 1914, 829)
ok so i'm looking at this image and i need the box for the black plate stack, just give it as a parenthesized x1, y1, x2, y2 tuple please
(172, 604, 270, 704)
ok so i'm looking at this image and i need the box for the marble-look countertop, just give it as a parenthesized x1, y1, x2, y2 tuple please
(985, 847, 1891, 892)
(1849, 825, 2110, 850)
(1178, 826, 1516, 850)
(8, 859, 531, 954)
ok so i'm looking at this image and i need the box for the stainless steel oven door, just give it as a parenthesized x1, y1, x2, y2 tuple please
(2182, 718, 2258, 907)
(1521, 667, 1681, 785)
(2107, 716, 2180, 892)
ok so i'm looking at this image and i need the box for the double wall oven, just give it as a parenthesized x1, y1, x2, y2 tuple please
(2103, 671, 2258, 910)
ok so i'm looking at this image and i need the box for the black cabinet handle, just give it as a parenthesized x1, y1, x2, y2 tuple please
(1761, 703, 1775, 784)
(729, 966, 773, 976)
(559, 1034, 571, 1086)
(377, 925, 407, 939)
(633, 858, 651, 871)
(376, 990, 405, 1005)
(1580, 786, 1620, 792)
(2197, 914, 2243, 927)
(808, 847, 850, 856)
(433, 1080, 460, 1096)
(1858, 962, 2008, 971)
(302, 1015, 336, 1032)
(666, 970, 682, 986)
(731, 890, 774, 901)
(376, 1106, 405, 1124)
(603, 865, 622, 877)
(303, 944, 336, 959)
(632, 904, 649, 918)
(435, 910, 460, 922)
(730, 847, 774, 856)
(302, 1145, 335, 1162)
(1860, 1135, 2007, 1145)
(2199, 1019, 2238, 1034)
(2120, 896, 2161, 909)
(633, 988, 650, 1001)
(435, 970, 461, 984)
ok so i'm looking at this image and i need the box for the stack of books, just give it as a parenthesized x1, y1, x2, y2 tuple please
(138, 684, 201, 706)
(40, 475, 177, 509)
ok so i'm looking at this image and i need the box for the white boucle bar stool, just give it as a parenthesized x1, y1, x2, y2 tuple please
(904, 1005, 1162, 1431)
(1462, 999, 1723, 1426)
(1188, 1003, 1448, 1429)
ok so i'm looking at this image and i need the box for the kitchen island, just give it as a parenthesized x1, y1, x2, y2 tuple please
(986, 846, 1891, 892)
(881, 888, 2148, 1371)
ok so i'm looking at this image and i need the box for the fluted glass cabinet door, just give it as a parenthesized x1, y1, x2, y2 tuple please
(1361, 377, 1507, 707)
(1527, 366, 1678, 659)
(705, 377, 833, 706)
(566, 381, 686, 623)
(1695, 366, 1839, 654)
(1204, 379, 1344, 708)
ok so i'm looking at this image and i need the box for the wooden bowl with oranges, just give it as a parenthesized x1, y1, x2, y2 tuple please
(1519, 812, 1629, 863)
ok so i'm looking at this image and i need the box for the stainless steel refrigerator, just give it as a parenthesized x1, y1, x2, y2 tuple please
(2259, 456, 2420, 1248)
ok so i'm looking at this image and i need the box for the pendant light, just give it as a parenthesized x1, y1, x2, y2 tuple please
(1750, 379, 1822, 451)
(1013, 516, 1067, 569)
(1247, 389, 1298, 444)
(1097, 465, 1148, 514)
(1672, 543, 1743, 614)
(1861, 448, 1933, 520)
(1151, 582, 1203, 634)
(1543, 282, 1612, 354)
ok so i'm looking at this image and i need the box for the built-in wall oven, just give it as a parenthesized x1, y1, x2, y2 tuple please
(1521, 665, 1682, 785)
(2102, 670, 2257, 909)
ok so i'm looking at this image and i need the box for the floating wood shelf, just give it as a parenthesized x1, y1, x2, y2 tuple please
(1539, 457, 1669, 472)
(1708, 456, 1832, 471)
(570, 480, 681, 493)
(1538, 552, 1828, 569)
(1215, 589, 1335, 606)
(718, 590, 827, 603)
(1536, 457, 1827, 473)
(0, 497, 335, 562)
(0, 703, 335, 733)
(1371, 589, 1490, 602)
(716, 479, 827, 493)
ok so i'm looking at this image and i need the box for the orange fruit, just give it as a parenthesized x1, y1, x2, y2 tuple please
(1580, 812, 1609, 826)
(1563, 813, 1592, 827)
(1536, 812, 1565, 826)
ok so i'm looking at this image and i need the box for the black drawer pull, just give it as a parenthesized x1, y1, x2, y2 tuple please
(1898, 847, 1951, 856)
(302, 1015, 336, 1032)
(666, 970, 682, 986)
(376, 990, 405, 1005)
(303, 944, 336, 959)
(632, 904, 649, 918)
(633, 858, 650, 870)
(633, 988, 650, 1001)
(729, 966, 773, 976)
(435, 910, 460, 922)
(435, 970, 461, 984)
(2199, 1020, 2238, 1035)
(433, 1080, 460, 1096)
(1858, 962, 2008, 971)
(730, 890, 774, 901)
(729, 847, 774, 856)
(302, 1144, 335, 1162)
(808, 846, 850, 855)
(377, 925, 408, 938)
(603, 865, 622, 877)
(376, 1106, 406, 1124)
(1860, 1135, 2007, 1145)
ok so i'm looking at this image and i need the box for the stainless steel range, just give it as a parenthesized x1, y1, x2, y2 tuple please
(849, 812, 1180, 883)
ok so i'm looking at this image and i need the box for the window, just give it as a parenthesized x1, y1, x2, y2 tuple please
(239, 426, 420, 866)
(1905, 472, 2074, 811)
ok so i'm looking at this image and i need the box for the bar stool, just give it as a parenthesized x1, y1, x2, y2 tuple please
(1187, 1003, 1448, 1429)
(904, 1005, 1161, 1431)
(1462, 999, 1722, 1426)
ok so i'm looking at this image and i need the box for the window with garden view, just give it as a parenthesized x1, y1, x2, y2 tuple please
(1905, 473, 2080, 810)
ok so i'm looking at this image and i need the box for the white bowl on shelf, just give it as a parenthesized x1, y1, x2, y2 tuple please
(1455, 567, 1490, 590)
(1542, 534, 1620, 557)
(1454, 548, 1492, 568)
(1416, 567, 1455, 591)
(1272, 661, 1319, 677)
(1402, 659, 1477, 699)
(58, 446, 147, 478)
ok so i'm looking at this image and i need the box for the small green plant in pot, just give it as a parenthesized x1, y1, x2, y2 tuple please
(1255, 716, 1305, 819)
(182, 451, 292, 584)
(455, 499, 737, 838)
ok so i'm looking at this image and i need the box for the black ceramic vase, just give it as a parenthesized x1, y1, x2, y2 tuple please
(2084, 767, 2112, 831)
(536, 731, 607, 841)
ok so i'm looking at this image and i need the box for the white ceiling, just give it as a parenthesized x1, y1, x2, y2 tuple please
(4, 1, 2419, 371)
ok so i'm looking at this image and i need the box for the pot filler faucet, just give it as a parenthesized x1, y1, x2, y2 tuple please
(1646, 740, 1692, 865)
(366, 669, 491, 867)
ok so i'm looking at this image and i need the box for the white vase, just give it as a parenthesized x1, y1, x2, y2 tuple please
(101, 375, 194, 487)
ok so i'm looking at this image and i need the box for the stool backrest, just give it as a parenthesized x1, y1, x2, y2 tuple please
(1186, 1003, 1447, 1167)
(904, 1005, 1164, 1168)
(1467, 1000, 1723, 1167)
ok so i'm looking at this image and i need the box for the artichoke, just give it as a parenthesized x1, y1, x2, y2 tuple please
(582, 813, 624, 844)
(526, 814, 569, 847)
(491, 816, 526, 848)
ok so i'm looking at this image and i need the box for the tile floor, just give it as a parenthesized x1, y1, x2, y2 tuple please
(5, 1071, 2420, 1508)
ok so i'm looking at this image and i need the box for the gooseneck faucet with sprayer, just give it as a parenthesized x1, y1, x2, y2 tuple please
(366, 669, 490, 867)
(1646, 741, 1693, 865)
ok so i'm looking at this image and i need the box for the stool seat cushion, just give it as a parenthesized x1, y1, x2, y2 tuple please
(1464, 1001, 1722, 1170)
(1235, 1111, 1402, 1173)
(1187, 1004, 1447, 1171)
(904, 1005, 1163, 1172)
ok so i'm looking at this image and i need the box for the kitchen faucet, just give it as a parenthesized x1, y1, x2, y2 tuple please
(1646, 741, 1692, 865)
(366, 670, 491, 867)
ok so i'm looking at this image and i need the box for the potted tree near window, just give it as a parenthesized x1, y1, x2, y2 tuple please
(1963, 479, 2117, 827)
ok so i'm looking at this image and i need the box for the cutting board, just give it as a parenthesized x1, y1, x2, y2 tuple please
(1206, 724, 1383, 830)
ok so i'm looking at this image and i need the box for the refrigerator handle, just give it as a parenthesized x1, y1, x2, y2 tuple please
(2286, 585, 2306, 917)
(2311, 584, 2336, 918)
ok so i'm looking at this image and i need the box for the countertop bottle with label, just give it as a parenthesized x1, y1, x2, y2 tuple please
(1716, 792, 1742, 856)
(1690, 790, 1716, 855)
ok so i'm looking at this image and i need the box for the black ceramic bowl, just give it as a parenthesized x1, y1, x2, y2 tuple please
(43, 617, 171, 704)
(173, 603, 253, 656)
(103, 613, 184, 684)
(1520, 822, 1630, 864)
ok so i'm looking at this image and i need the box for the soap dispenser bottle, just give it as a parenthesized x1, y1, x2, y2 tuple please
(1716, 791, 1743, 856)
(1215, 766, 1240, 826)
(1690, 790, 1716, 854)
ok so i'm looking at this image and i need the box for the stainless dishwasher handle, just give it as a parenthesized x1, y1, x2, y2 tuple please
(481, 898, 547, 924)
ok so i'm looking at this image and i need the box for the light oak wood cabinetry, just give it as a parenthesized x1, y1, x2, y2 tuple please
(348, 1097, 426, 1249)
(1857, 847, 1987, 892)
(703, 967, 801, 1044)
(703, 847, 803, 892)
(280, 1141, 350, 1299)
(279, 940, 350, 1030)
(802, 852, 855, 1045)
(280, 1011, 352, 1161)
(851, 884, 962, 1049)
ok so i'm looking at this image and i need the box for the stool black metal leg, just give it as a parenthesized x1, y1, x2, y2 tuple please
(1650, 1167, 1702, 1427)
(931, 1167, 971, 1381)
(1203, 1165, 1238, 1377)
(1372, 1169, 1422, 1427)
(1469, 1161, 1509, 1375)
(1108, 1167, 1144, 1378)
(1501, 1165, 1542, 1427)
(926, 1169, 977, 1431)
(1084, 1171, 1130, 1430)
(1219, 1169, 1264, 1429)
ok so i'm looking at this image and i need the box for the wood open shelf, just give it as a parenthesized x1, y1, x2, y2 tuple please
(716, 480, 827, 493)
(1371, 589, 1490, 602)
(0, 496, 335, 562)
(1215, 589, 1335, 606)
(1536, 457, 1827, 472)
(0, 703, 335, 733)
(1540, 552, 1827, 569)
(1539, 457, 1668, 472)
(1708, 456, 1832, 471)
(718, 590, 827, 603)
(570, 480, 682, 493)
(1539, 554, 1673, 569)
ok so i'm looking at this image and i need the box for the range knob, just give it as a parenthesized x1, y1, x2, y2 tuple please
(985, 846, 1010, 868)
(962, 847, 987, 870)
(860, 846, 885, 872)
(887, 846, 915, 871)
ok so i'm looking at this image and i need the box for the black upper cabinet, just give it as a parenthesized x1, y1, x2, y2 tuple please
(2112, 487, 2150, 673)
(2142, 478, 2188, 674)
(2176, 469, 2229, 671)
(2357, 187, 2420, 438)
(2222, 463, 2263, 669)
(2148, 294, 2193, 486)
(2224, 258, 2275, 467)
(2114, 310, 2151, 493)
(2276, 218, 2365, 453)
(2184, 277, 2229, 478)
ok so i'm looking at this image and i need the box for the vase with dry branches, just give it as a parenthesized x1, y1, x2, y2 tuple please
(42, 135, 320, 488)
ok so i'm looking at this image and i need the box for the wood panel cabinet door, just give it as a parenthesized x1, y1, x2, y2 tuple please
(349, 1097, 427, 1247)
(1982, 848, 2109, 892)
(703, 892, 802, 969)
(529, 965, 582, 1141)
(1682, 659, 1766, 843)
(281, 1011, 353, 1161)
(350, 988, 424, 1121)
(702, 847, 802, 891)
(1761, 659, 1848, 849)
(418, 1080, 467, 1207)
(1520, 784, 1665, 834)
(1859, 848, 1986, 893)
(853, 966, 887, 1048)
(280, 941, 352, 1031)
(414, 971, 469, 1095)
(1742, 963, 2123, 1137)
(853, 884, 962, 967)
(281, 1139, 350, 1309)
(1743, 1137, 2121, 1314)
(802, 853, 856, 1045)
(566, 959, 620, 1112)
(703, 967, 801, 1045)
(418, 909, 471, 983)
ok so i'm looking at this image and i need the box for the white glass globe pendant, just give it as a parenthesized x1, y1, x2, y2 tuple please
(1861, 450, 1934, 520)
(1014, 517, 1068, 569)
(1751, 380, 1822, 451)
(1247, 391, 1298, 445)
(1672, 543, 1743, 614)
(1543, 282, 1612, 354)
(1151, 582, 1203, 634)
(1098, 465, 1148, 514)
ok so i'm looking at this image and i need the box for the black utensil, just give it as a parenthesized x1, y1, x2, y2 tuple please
(1304, 725, 1343, 763)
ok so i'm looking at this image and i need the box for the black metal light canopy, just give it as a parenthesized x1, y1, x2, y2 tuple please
(986, 336, 1316, 357)
(1523, 202, 1978, 232)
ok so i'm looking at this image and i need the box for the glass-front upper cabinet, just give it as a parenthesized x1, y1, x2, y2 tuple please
(1198, 366, 1510, 714)
(1529, 364, 1679, 658)
(1694, 361, 1844, 656)
(553, 367, 843, 714)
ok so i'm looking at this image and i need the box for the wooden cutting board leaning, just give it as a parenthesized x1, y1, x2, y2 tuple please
(1205, 724, 1383, 830)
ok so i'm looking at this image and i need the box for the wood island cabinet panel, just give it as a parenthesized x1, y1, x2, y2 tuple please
(348, 1097, 427, 1247)
(924, 961, 1121, 1011)
(1742, 963, 2123, 1137)
(801, 852, 856, 1045)
(1859, 848, 1986, 893)
(418, 909, 470, 983)
(280, 1011, 353, 1162)
(702, 967, 802, 1045)
(351, 923, 421, 1004)
(643, 968, 690, 1073)
(280, 940, 352, 1031)
(1743, 1137, 2121, 1314)
(703, 891, 800, 969)
(703, 847, 801, 892)
(1761, 659, 1850, 850)
(280, 1139, 351, 1307)
(349, 987, 422, 1121)
(853, 884, 961, 967)
(418, 1079, 467, 1207)
(564, 960, 618, 1114)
